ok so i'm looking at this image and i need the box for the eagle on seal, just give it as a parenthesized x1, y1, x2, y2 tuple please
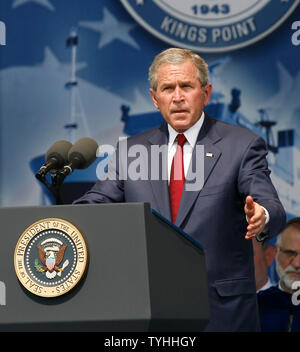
(37, 241, 67, 274)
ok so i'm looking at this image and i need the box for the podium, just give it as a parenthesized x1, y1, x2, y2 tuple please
(0, 203, 209, 331)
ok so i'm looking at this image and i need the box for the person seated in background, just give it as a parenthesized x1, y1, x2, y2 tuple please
(252, 237, 276, 292)
(257, 217, 300, 332)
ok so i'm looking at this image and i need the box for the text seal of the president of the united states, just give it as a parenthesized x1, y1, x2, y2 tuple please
(14, 218, 88, 298)
(120, 0, 300, 52)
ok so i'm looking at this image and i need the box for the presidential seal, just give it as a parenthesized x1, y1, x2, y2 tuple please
(120, 0, 300, 52)
(14, 218, 88, 298)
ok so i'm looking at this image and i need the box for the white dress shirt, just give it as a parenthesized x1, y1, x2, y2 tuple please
(256, 278, 274, 293)
(167, 112, 204, 182)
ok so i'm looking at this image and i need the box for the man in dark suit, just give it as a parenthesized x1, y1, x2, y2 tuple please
(258, 218, 300, 331)
(74, 48, 286, 331)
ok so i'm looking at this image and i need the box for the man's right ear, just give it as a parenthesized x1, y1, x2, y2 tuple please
(150, 88, 159, 109)
(265, 245, 277, 266)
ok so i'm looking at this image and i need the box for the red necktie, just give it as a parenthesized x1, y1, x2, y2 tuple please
(169, 134, 187, 223)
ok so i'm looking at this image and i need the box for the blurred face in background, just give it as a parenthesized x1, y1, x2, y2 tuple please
(252, 238, 276, 291)
(276, 225, 300, 293)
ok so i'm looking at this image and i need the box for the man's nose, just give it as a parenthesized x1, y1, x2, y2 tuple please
(172, 86, 183, 102)
(292, 254, 300, 268)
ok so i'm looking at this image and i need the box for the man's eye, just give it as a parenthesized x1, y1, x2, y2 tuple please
(281, 249, 298, 257)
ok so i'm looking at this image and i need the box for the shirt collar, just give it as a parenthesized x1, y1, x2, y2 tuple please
(256, 278, 273, 293)
(167, 112, 205, 148)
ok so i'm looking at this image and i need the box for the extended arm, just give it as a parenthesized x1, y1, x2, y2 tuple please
(238, 136, 286, 240)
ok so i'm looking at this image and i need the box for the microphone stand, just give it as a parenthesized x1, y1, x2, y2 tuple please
(35, 156, 86, 205)
(35, 170, 64, 205)
(47, 158, 80, 204)
(50, 172, 65, 205)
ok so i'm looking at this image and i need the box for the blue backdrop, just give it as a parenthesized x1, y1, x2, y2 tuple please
(0, 0, 299, 227)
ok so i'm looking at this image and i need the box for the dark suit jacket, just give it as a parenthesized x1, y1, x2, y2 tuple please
(74, 115, 286, 331)
(258, 286, 300, 332)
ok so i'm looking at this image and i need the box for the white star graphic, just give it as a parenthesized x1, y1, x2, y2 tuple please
(79, 7, 139, 50)
(40, 46, 87, 74)
(12, 0, 55, 11)
(136, 0, 144, 5)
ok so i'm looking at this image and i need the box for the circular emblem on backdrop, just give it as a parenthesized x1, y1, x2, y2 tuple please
(14, 218, 88, 298)
(120, 0, 300, 52)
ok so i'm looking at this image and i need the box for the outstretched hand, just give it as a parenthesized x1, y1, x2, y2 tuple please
(244, 195, 266, 240)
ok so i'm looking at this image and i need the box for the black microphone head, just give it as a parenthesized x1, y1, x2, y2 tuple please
(68, 137, 98, 169)
(45, 140, 73, 168)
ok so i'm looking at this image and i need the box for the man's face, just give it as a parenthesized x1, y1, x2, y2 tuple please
(252, 238, 276, 291)
(150, 60, 212, 133)
(276, 226, 300, 292)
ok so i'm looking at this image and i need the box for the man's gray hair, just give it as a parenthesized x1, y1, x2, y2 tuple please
(148, 47, 209, 91)
(276, 217, 300, 247)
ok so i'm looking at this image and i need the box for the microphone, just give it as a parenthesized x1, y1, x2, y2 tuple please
(59, 137, 98, 177)
(36, 140, 73, 180)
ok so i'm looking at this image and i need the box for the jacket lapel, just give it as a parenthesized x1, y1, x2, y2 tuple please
(147, 123, 172, 221)
(175, 115, 222, 227)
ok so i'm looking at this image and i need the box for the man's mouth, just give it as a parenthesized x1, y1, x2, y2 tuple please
(172, 109, 188, 114)
(287, 271, 300, 276)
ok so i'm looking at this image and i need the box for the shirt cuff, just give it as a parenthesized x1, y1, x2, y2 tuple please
(261, 206, 270, 225)
(246, 206, 269, 224)
(256, 206, 270, 243)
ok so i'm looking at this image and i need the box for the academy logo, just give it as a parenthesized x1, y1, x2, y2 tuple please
(14, 218, 88, 298)
(120, 0, 300, 52)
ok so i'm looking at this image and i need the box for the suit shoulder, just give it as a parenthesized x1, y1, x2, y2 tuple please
(125, 123, 166, 144)
(211, 117, 263, 143)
